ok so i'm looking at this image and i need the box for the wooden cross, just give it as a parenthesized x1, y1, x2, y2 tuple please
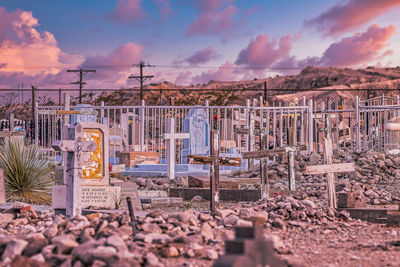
(163, 117, 190, 180)
(242, 127, 306, 199)
(52, 123, 97, 219)
(189, 130, 241, 211)
(305, 138, 355, 208)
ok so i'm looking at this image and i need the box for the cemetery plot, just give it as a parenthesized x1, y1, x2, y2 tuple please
(189, 130, 241, 211)
(305, 138, 355, 209)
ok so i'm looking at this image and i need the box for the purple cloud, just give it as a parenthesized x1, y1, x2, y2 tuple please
(305, 0, 400, 36)
(185, 46, 220, 65)
(105, 0, 145, 23)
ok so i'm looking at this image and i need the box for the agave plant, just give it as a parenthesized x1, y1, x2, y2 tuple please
(0, 137, 54, 205)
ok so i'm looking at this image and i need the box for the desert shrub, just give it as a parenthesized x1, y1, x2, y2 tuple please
(0, 137, 54, 205)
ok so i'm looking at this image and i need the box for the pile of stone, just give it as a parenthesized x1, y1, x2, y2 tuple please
(124, 177, 170, 191)
(232, 149, 400, 205)
(0, 195, 353, 267)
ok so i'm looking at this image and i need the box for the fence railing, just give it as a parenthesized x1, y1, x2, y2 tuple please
(5, 91, 400, 169)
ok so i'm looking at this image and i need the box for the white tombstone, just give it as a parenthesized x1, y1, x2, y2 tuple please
(52, 122, 97, 218)
(163, 118, 190, 179)
(52, 122, 121, 212)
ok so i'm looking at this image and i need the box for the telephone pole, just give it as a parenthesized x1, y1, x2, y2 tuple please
(67, 68, 96, 103)
(128, 61, 154, 101)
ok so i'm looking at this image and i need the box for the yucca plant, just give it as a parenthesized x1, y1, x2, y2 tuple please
(0, 137, 54, 205)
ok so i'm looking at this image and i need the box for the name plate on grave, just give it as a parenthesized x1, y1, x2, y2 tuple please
(82, 129, 104, 179)
(52, 185, 121, 210)
(111, 182, 142, 211)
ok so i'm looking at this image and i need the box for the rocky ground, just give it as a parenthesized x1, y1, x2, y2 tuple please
(0, 149, 400, 266)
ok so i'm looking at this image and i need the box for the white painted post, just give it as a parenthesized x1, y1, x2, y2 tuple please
(164, 117, 190, 180)
(287, 147, 296, 191)
(140, 100, 145, 151)
(63, 93, 70, 126)
(355, 96, 361, 152)
(245, 99, 250, 170)
(100, 101, 105, 124)
(9, 113, 14, 132)
(166, 117, 176, 180)
(34, 102, 39, 146)
(248, 99, 256, 170)
(308, 99, 313, 154)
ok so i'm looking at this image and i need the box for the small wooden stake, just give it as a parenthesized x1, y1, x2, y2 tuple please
(287, 147, 296, 191)
(126, 196, 137, 235)
(324, 138, 336, 209)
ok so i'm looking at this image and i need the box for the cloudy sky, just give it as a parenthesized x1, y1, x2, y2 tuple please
(0, 0, 400, 88)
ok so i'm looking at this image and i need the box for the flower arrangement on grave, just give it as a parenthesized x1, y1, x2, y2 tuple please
(0, 136, 54, 205)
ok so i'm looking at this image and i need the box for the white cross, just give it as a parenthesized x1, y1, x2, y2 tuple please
(163, 118, 190, 180)
(52, 123, 97, 218)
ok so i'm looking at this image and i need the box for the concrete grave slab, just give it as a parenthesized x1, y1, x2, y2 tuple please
(111, 182, 142, 210)
(188, 175, 239, 189)
(337, 192, 367, 208)
(169, 188, 261, 202)
(111, 164, 126, 173)
(119, 151, 159, 167)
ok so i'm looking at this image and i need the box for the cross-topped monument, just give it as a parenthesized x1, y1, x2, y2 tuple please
(189, 130, 241, 211)
(52, 122, 97, 218)
(305, 138, 355, 208)
(163, 117, 190, 180)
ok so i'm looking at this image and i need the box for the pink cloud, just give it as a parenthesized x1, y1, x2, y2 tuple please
(185, 46, 220, 65)
(186, 0, 238, 38)
(194, 0, 235, 12)
(81, 43, 143, 87)
(0, 7, 147, 88)
(273, 24, 397, 70)
(105, 0, 145, 23)
(305, 0, 400, 36)
(0, 7, 83, 88)
(319, 24, 396, 66)
(175, 71, 192, 85)
(235, 34, 292, 68)
(191, 61, 250, 85)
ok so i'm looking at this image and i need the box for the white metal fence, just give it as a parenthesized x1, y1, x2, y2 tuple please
(35, 94, 400, 168)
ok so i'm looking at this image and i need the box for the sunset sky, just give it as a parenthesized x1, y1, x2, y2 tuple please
(0, 0, 400, 88)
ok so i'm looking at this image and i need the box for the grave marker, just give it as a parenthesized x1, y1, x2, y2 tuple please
(52, 122, 121, 213)
(214, 225, 286, 267)
(111, 182, 142, 210)
(242, 137, 306, 199)
(182, 108, 210, 163)
(163, 117, 190, 180)
(305, 138, 355, 208)
(52, 122, 97, 218)
(189, 130, 241, 211)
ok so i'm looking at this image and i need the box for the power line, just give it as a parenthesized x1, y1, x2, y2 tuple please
(67, 68, 96, 103)
(128, 61, 154, 101)
(2, 63, 306, 70)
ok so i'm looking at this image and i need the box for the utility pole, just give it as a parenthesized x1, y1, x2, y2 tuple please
(67, 68, 96, 103)
(128, 61, 154, 102)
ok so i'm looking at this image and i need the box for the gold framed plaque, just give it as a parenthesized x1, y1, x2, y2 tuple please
(82, 129, 103, 179)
